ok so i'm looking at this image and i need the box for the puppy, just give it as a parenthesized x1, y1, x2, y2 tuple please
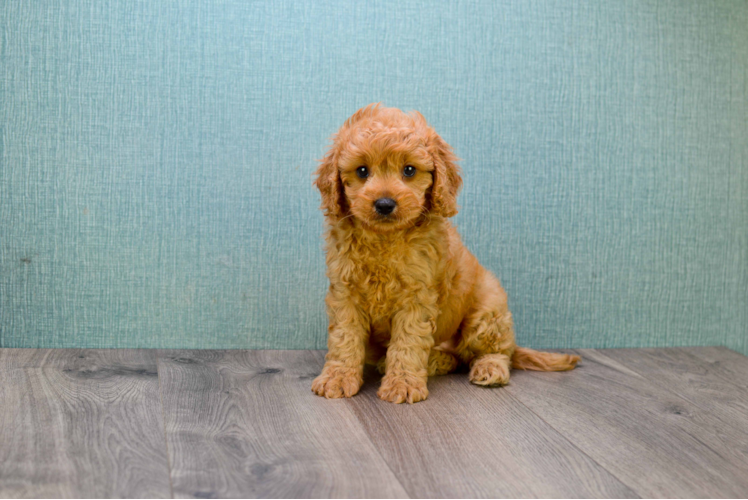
(312, 104, 579, 404)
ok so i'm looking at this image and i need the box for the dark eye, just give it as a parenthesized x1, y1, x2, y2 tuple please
(403, 165, 416, 178)
(356, 166, 369, 179)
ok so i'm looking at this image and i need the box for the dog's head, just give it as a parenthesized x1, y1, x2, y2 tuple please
(314, 104, 462, 232)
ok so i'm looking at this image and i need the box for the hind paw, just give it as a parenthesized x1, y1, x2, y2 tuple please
(469, 353, 511, 386)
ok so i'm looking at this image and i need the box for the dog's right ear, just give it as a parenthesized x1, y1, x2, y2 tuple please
(314, 144, 346, 220)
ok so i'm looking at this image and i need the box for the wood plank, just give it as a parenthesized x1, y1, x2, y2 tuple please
(345, 361, 637, 498)
(683, 346, 748, 390)
(0, 349, 172, 498)
(157, 350, 408, 499)
(505, 349, 748, 498)
(602, 348, 748, 438)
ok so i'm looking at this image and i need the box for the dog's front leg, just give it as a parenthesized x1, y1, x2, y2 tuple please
(311, 291, 368, 399)
(377, 298, 437, 404)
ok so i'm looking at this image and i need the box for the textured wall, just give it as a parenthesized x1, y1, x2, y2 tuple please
(1, 0, 746, 353)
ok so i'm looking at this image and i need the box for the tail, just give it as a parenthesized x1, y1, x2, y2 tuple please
(511, 347, 580, 372)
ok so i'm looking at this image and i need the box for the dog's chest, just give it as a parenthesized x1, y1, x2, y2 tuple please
(353, 252, 407, 315)
(340, 237, 435, 319)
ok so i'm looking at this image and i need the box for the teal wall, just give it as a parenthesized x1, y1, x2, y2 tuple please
(1, 0, 747, 353)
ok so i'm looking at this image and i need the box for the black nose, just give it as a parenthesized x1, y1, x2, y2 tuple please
(374, 198, 397, 216)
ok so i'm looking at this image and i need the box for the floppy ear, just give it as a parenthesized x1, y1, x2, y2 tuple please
(314, 144, 346, 220)
(426, 128, 462, 218)
(314, 104, 382, 220)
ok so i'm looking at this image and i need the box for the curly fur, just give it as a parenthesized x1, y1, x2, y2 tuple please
(312, 104, 580, 404)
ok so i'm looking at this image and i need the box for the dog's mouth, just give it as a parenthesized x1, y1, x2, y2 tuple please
(365, 212, 425, 233)
(374, 214, 395, 222)
(359, 213, 404, 232)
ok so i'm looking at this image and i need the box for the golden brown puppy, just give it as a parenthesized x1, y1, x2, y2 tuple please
(312, 104, 579, 404)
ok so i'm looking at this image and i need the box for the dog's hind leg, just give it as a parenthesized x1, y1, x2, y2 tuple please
(455, 271, 516, 387)
(428, 349, 459, 376)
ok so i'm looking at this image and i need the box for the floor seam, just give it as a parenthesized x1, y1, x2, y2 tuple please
(594, 348, 748, 440)
(311, 350, 413, 499)
(681, 347, 748, 392)
(350, 401, 414, 499)
(503, 349, 643, 499)
(156, 351, 176, 499)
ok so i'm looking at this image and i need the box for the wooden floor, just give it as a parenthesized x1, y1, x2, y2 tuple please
(1, 348, 747, 498)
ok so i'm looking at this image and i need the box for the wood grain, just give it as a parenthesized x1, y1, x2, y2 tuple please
(602, 348, 748, 439)
(506, 349, 748, 498)
(0, 349, 172, 498)
(3, 347, 748, 498)
(684, 346, 748, 390)
(157, 350, 408, 499)
(345, 360, 636, 498)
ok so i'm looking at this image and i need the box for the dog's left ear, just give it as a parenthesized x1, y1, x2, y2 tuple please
(425, 125, 462, 218)
(314, 143, 347, 220)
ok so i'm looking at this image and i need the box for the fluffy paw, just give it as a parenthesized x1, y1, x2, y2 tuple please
(469, 354, 511, 386)
(311, 367, 362, 399)
(377, 375, 429, 404)
(428, 350, 459, 376)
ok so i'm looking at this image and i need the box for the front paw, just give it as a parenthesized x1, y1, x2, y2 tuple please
(311, 366, 362, 399)
(377, 374, 429, 404)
